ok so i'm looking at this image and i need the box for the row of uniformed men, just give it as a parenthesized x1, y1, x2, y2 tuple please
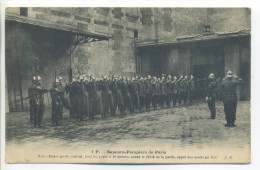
(28, 71, 242, 128)
(65, 74, 196, 123)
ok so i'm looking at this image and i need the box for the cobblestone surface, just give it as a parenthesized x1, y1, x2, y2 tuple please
(6, 100, 250, 150)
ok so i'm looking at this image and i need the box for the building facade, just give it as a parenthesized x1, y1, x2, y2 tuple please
(5, 7, 250, 112)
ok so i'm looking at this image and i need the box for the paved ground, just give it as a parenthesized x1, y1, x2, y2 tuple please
(6, 100, 250, 150)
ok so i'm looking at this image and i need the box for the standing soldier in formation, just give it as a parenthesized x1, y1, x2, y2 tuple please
(83, 76, 89, 119)
(221, 71, 242, 127)
(31, 76, 48, 128)
(50, 79, 63, 126)
(110, 75, 118, 116)
(66, 78, 77, 118)
(206, 73, 217, 119)
(137, 77, 146, 113)
(57, 76, 65, 119)
(189, 75, 196, 104)
(145, 75, 152, 111)
(152, 76, 160, 110)
(28, 76, 37, 125)
(183, 76, 189, 105)
(159, 75, 167, 109)
(87, 75, 99, 120)
(165, 75, 172, 108)
(100, 76, 114, 118)
(129, 77, 139, 112)
(171, 76, 179, 107)
(178, 75, 184, 106)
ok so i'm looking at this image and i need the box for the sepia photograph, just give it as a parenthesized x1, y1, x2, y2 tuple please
(4, 7, 251, 163)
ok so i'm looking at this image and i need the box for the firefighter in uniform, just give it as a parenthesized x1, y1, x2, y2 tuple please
(110, 75, 118, 116)
(171, 76, 179, 107)
(138, 77, 146, 113)
(183, 76, 189, 105)
(189, 75, 196, 104)
(166, 75, 172, 108)
(145, 75, 152, 111)
(83, 76, 89, 119)
(152, 76, 160, 110)
(100, 76, 114, 118)
(28, 76, 37, 125)
(159, 75, 166, 109)
(50, 79, 63, 125)
(206, 73, 217, 119)
(32, 76, 48, 128)
(221, 71, 242, 127)
(178, 75, 184, 106)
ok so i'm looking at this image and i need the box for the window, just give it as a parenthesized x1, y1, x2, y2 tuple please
(20, 8, 28, 16)
(134, 30, 138, 39)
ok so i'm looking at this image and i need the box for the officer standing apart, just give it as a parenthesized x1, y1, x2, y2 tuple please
(221, 71, 242, 127)
(206, 73, 217, 119)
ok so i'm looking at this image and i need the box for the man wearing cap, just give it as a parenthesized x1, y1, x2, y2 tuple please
(165, 75, 172, 108)
(65, 77, 77, 118)
(32, 76, 48, 127)
(50, 79, 63, 125)
(128, 77, 139, 112)
(206, 73, 217, 119)
(28, 76, 37, 125)
(221, 71, 243, 127)
(110, 75, 118, 116)
(151, 76, 160, 110)
(178, 75, 184, 106)
(57, 76, 65, 119)
(145, 75, 152, 111)
(100, 76, 114, 118)
(137, 77, 146, 113)
(159, 75, 167, 109)
(171, 76, 179, 107)
(189, 75, 196, 105)
(86, 75, 100, 120)
(183, 75, 189, 106)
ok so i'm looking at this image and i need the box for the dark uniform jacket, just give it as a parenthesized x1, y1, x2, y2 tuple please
(145, 79, 152, 94)
(221, 78, 241, 103)
(207, 80, 217, 99)
(138, 81, 146, 97)
(160, 80, 167, 95)
(152, 81, 160, 96)
(165, 79, 172, 95)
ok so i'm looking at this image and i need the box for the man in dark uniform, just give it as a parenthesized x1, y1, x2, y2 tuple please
(152, 77, 160, 110)
(28, 76, 37, 125)
(66, 77, 77, 118)
(86, 75, 99, 120)
(126, 77, 134, 114)
(178, 75, 184, 106)
(31, 76, 48, 128)
(206, 73, 217, 119)
(100, 76, 114, 118)
(129, 77, 139, 112)
(189, 75, 196, 104)
(110, 75, 118, 116)
(50, 79, 63, 125)
(221, 71, 242, 127)
(171, 76, 179, 107)
(159, 75, 167, 109)
(145, 75, 152, 111)
(57, 76, 65, 119)
(183, 75, 189, 105)
(165, 75, 172, 108)
(138, 77, 146, 113)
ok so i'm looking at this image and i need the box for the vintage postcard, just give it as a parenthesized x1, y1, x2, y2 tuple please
(4, 7, 250, 163)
